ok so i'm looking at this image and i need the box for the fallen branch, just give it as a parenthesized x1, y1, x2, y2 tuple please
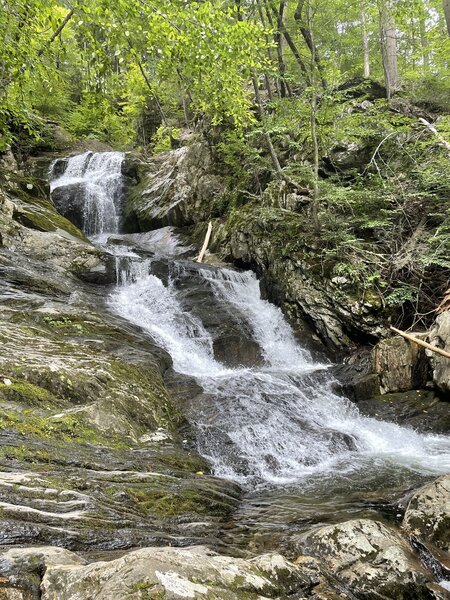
(418, 117, 450, 154)
(390, 326, 450, 359)
(196, 221, 213, 263)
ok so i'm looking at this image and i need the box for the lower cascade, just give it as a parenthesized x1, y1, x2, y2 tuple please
(51, 152, 450, 489)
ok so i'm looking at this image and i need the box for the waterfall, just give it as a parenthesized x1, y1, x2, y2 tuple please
(110, 262, 450, 486)
(50, 151, 124, 238)
(50, 151, 450, 489)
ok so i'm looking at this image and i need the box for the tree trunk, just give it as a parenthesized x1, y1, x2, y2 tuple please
(269, 3, 311, 83)
(379, 0, 400, 98)
(444, 0, 450, 35)
(307, 2, 320, 232)
(294, 0, 327, 89)
(361, 0, 371, 77)
(252, 75, 310, 196)
(276, 2, 288, 97)
(419, 13, 430, 71)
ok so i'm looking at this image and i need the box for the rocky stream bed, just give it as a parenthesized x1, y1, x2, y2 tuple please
(0, 145, 449, 599)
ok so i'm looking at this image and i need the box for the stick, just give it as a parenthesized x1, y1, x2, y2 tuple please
(390, 326, 450, 359)
(196, 222, 213, 263)
(418, 118, 450, 154)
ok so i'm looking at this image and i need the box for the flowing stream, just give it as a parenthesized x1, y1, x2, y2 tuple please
(50, 152, 450, 547)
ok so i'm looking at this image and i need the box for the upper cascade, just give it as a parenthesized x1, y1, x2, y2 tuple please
(50, 151, 124, 238)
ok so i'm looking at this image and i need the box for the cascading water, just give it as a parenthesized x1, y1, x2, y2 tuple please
(50, 152, 450, 491)
(110, 264, 450, 486)
(50, 151, 124, 238)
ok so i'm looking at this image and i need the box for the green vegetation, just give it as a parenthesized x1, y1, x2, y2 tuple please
(1, 0, 449, 328)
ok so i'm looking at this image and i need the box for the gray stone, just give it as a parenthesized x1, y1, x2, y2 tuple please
(372, 335, 429, 394)
(428, 311, 450, 394)
(403, 474, 450, 553)
(294, 518, 435, 599)
(125, 139, 226, 231)
(41, 546, 312, 599)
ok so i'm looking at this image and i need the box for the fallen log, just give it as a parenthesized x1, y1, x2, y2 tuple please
(196, 221, 213, 263)
(390, 326, 450, 359)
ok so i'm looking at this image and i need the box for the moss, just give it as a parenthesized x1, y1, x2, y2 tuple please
(2, 171, 86, 240)
(123, 485, 207, 517)
(0, 380, 56, 406)
(0, 408, 126, 448)
(0, 444, 52, 464)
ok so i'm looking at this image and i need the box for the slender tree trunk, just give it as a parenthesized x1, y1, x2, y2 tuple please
(419, 11, 430, 71)
(275, 1, 288, 96)
(294, 0, 327, 89)
(379, 0, 400, 98)
(268, 3, 311, 83)
(256, 0, 276, 99)
(307, 2, 320, 232)
(444, 0, 450, 35)
(252, 74, 310, 196)
(361, 0, 371, 77)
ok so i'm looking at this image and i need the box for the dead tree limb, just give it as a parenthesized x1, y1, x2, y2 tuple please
(390, 326, 450, 359)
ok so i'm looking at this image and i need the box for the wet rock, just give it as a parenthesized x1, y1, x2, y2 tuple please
(125, 139, 226, 231)
(372, 335, 429, 394)
(428, 311, 450, 394)
(41, 546, 312, 599)
(170, 262, 263, 368)
(294, 518, 435, 599)
(51, 183, 87, 231)
(0, 547, 84, 600)
(403, 475, 450, 553)
(214, 208, 386, 352)
(357, 390, 450, 434)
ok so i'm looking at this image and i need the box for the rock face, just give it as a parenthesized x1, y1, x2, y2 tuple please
(123, 139, 390, 352)
(403, 474, 450, 553)
(39, 546, 311, 600)
(372, 335, 428, 394)
(428, 311, 450, 394)
(213, 207, 387, 352)
(0, 155, 241, 553)
(125, 140, 226, 231)
(295, 518, 438, 599)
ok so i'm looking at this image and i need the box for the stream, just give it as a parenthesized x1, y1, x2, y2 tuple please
(50, 151, 450, 553)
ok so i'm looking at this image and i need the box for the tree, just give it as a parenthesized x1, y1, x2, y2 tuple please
(378, 0, 401, 97)
(444, 0, 450, 35)
(361, 0, 371, 77)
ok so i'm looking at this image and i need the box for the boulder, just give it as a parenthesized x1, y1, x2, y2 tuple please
(428, 311, 450, 394)
(372, 335, 428, 394)
(50, 183, 88, 231)
(41, 546, 312, 599)
(295, 518, 436, 599)
(0, 547, 84, 600)
(403, 474, 450, 553)
(125, 139, 226, 231)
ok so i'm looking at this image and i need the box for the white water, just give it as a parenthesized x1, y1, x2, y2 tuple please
(50, 151, 124, 236)
(51, 152, 450, 487)
(111, 265, 450, 485)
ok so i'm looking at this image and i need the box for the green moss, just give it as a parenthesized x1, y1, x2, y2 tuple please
(0, 408, 126, 448)
(0, 444, 52, 464)
(123, 485, 210, 517)
(0, 380, 56, 406)
(2, 171, 86, 240)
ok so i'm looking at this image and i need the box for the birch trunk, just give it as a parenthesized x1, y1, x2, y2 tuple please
(361, 0, 371, 77)
(379, 0, 400, 98)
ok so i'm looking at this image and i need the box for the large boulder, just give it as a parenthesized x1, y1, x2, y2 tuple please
(0, 547, 84, 599)
(403, 474, 450, 553)
(40, 546, 312, 599)
(372, 335, 428, 394)
(125, 139, 226, 231)
(428, 311, 450, 394)
(294, 518, 438, 599)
